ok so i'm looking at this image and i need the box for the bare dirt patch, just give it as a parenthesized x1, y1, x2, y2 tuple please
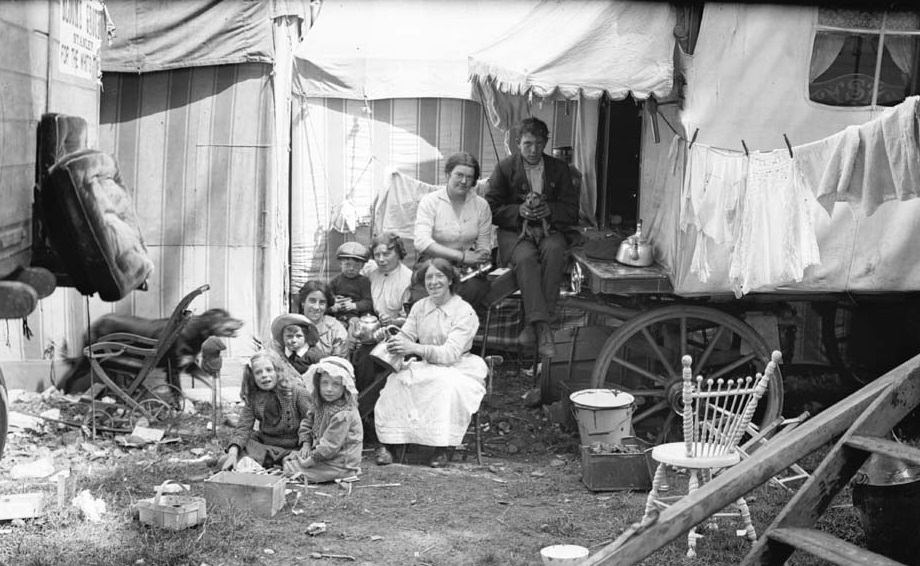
(0, 362, 865, 565)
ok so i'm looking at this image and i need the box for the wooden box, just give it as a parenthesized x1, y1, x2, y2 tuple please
(136, 495, 206, 530)
(203, 472, 286, 518)
(581, 437, 653, 492)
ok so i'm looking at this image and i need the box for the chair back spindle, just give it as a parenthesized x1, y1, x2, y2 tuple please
(681, 351, 781, 459)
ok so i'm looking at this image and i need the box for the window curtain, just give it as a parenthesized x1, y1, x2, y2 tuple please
(885, 35, 917, 75)
(810, 33, 847, 80)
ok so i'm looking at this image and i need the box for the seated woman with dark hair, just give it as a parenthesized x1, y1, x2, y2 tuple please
(373, 258, 488, 468)
(296, 280, 349, 360)
(353, 232, 414, 403)
(412, 151, 492, 308)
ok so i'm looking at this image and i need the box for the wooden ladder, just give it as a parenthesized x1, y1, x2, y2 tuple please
(582, 354, 920, 566)
(743, 366, 920, 565)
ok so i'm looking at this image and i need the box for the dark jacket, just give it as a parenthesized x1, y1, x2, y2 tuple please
(485, 153, 580, 232)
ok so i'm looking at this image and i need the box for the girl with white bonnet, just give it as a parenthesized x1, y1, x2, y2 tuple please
(283, 356, 364, 482)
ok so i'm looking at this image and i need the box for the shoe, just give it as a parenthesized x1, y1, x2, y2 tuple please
(429, 448, 450, 468)
(375, 446, 393, 466)
(517, 324, 536, 346)
(536, 322, 556, 358)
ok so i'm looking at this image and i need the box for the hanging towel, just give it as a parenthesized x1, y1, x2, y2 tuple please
(793, 125, 859, 216)
(794, 95, 920, 218)
(373, 170, 440, 239)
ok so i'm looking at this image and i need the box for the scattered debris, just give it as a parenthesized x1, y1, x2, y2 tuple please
(263, 549, 275, 555)
(71, 490, 107, 522)
(8, 411, 43, 432)
(0, 493, 44, 521)
(234, 456, 264, 473)
(370, 535, 383, 541)
(530, 470, 546, 478)
(190, 448, 206, 456)
(10, 456, 56, 479)
(306, 522, 327, 536)
(39, 408, 62, 421)
(308, 552, 355, 561)
(522, 388, 542, 408)
(352, 483, 400, 489)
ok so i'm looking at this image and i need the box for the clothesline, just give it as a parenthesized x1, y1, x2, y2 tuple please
(656, 111, 795, 157)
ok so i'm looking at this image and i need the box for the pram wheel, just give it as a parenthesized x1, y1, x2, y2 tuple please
(130, 397, 179, 427)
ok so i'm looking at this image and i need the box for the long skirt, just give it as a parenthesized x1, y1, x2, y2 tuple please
(374, 354, 487, 446)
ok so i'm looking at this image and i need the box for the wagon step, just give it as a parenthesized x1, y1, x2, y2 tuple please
(766, 527, 902, 566)
(845, 435, 920, 466)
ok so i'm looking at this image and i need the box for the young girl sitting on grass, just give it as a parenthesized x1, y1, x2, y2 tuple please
(221, 350, 314, 471)
(283, 356, 363, 482)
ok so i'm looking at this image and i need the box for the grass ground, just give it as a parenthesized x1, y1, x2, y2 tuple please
(0, 362, 874, 566)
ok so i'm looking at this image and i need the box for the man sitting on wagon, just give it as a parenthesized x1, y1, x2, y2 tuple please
(485, 117, 580, 358)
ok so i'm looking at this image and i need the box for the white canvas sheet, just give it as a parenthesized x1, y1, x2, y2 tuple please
(293, 0, 537, 100)
(469, 0, 676, 100)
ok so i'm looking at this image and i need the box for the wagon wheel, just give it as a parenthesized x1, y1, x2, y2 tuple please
(590, 305, 784, 444)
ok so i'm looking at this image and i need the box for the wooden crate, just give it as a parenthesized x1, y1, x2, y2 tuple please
(136, 495, 206, 530)
(581, 438, 653, 492)
(204, 472, 286, 518)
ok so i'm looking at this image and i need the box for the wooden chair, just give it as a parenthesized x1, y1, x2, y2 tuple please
(83, 284, 210, 422)
(641, 350, 782, 558)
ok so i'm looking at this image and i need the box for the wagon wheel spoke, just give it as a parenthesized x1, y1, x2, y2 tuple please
(609, 355, 669, 387)
(640, 327, 679, 380)
(693, 325, 727, 374)
(656, 410, 677, 445)
(707, 352, 757, 381)
(632, 400, 670, 425)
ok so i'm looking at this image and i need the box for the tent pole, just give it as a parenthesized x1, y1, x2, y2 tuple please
(598, 96, 611, 229)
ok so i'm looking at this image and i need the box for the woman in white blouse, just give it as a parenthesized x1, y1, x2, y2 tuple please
(412, 152, 492, 308)
(373, 258, 488, 468)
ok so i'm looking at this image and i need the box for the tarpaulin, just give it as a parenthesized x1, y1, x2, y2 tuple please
(468, 0, 676, 100)
(292, 0, 539, 100)
(102, 0, 275, 72)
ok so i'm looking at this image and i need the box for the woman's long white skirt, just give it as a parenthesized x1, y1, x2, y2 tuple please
(374, 354, 487, 446)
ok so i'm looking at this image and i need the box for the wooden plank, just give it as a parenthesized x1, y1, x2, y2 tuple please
(845, 435, 920, 467)
(580, 355, 913, 566)
(768, 527, 903, 566)
(744, 362, 920, 565)
(0, 493, 44, 520)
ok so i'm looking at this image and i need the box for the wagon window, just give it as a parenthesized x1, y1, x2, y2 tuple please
(809, 9, 920, 107)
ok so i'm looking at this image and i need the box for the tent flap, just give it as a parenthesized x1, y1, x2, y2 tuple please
(102, 0, 275, 73)
(469, 1, 677, 100)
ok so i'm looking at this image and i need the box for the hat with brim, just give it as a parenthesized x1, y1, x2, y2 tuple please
(271, 313, 315, 346)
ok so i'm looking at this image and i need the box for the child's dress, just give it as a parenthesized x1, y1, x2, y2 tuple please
(286, 357, 363, 482)
(295, 397, 363, 482)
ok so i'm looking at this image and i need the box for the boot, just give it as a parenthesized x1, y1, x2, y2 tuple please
(536, 321, 556, 358)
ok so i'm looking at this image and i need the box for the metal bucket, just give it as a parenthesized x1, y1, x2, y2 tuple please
(569, 389, 635, 447)
(852, 454, 920, 565)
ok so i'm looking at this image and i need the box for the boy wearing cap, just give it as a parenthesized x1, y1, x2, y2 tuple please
(329, 242, 373, 356)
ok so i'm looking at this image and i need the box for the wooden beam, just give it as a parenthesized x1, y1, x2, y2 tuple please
(767, 527, 903, 566)
(743, 363, 920, 565)
(581, 354, 920, 566)
(846, 435, 920, 467)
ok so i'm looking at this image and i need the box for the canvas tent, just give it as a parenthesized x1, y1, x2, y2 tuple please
(291, 0, 677, 287)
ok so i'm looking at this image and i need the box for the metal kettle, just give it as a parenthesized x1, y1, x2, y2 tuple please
(354, 313, 381, 344)
(615, 219, 654, 267)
